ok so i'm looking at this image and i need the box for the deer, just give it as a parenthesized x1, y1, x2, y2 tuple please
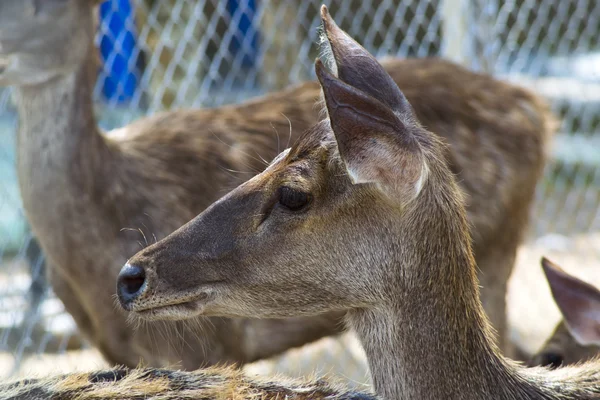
(1, 7, 596, 400)
(529, 257, 600, 369)
(0, 0, 553, 369)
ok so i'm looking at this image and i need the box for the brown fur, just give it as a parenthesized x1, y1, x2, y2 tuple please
(0, 366, 376, 400)
(1, 0, 552, 369)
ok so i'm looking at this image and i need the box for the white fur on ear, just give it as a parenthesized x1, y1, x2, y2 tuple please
(346, 168, 360, 185)
(316, 26, 337, 123)
(317, 27, 338, 78)
(413, 162, 429, 196)
(342, 145, 428, 204)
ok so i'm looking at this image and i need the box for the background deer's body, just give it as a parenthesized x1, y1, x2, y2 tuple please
(1, 0, 552, 368)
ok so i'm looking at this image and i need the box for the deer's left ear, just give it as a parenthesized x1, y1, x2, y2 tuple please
(316, 60, 427, 203)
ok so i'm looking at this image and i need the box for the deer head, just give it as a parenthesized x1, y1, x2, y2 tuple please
(530, 257, 600, 368)
(0, 0, 99, 86)
(116, 5, 456, 323)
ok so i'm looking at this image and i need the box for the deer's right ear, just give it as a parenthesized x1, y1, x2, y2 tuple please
(542, 257, 600, 346)
(316, 59, 426, 203)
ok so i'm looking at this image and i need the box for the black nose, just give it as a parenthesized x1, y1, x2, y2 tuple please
(117, 264, 146, 307)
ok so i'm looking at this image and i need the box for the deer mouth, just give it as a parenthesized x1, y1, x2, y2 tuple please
(131, 286, 221, 321)
(134, 300, 206, 321)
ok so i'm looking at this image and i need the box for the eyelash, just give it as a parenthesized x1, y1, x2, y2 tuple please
(278, 187, 311, 211)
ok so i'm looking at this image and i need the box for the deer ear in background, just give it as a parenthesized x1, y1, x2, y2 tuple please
(542, 257, 600, 346)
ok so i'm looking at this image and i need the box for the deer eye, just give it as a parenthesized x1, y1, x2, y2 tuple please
(278, 187, 311, 211)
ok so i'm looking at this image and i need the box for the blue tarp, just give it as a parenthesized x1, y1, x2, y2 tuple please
(98, 0, 259, 103)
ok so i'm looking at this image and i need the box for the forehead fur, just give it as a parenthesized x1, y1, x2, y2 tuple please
(283, 119, 339, 165)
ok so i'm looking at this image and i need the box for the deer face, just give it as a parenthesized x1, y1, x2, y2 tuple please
(118, 123, 388, 321)
(529, 258, 600, 368)
(0, 0, 95, 86)
(117, 6, 445, 322)
(530, 321, 599, 368)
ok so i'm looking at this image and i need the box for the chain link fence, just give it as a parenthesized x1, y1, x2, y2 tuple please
(0, 0, 599, 383)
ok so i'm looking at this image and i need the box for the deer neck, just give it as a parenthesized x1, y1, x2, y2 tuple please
(14, 45, 107, 182)
(14, 44, 116, 259)
(347, 182, 542, 400)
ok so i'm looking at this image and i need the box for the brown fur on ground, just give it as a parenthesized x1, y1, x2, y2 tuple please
(0, 366, 375, 400)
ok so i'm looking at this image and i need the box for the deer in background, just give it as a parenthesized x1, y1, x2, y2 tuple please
(2, 7, 597, 400)
(530, 258, 600, 368)
(0, 0, 552, 369)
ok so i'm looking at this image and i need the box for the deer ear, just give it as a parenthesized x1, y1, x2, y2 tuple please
(319, 5, 413, 116)
(542, 257, 600, 346)
(316, 59, 426, 202)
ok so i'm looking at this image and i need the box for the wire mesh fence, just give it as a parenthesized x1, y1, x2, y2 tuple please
(0, 0, 598, 382)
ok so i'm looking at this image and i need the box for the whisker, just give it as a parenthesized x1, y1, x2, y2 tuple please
(183, 318, 204, 349)
(138, 228, 148, 247)
(155, 321, 170, 354)
(175, 322, 191, 354)
(209, 129, 270, 169)
(147, 321, 158, 356)
(203, 316, 216, 335)
(221, 166, 255, 175)
(111, 294, 124, 314)
(125, 313, 142, 332)
(216, 152, 262, 178)
(280, 112, 293, 149)
(194, 317, 213, 360)
(141, 222, 152, 245)
(218, 166, 250, 182)
(254, 150, 270, 166)
(159, 321, 173, 359)
(270, 122, 281, 154)
(120, 227, 148, 249)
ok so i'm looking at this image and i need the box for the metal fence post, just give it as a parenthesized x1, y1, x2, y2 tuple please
(441, 0, 471, 66)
